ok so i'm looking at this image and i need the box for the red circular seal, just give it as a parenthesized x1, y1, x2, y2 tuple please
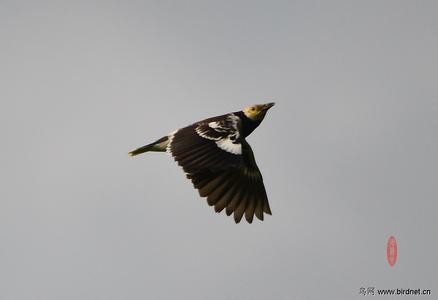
(387, 236, 397, 267)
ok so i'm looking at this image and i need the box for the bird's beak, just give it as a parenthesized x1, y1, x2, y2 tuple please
(262, 102, 275, 112)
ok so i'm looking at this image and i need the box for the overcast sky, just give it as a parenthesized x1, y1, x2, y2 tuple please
(1, 1, 437, 299)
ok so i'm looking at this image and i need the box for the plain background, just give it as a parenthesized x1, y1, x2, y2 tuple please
(1, 1, 437, 299)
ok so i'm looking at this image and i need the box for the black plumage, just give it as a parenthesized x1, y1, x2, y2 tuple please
(129, 102, 274, 223)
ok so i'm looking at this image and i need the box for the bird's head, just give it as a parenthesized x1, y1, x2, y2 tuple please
(243, 102, 275, 121)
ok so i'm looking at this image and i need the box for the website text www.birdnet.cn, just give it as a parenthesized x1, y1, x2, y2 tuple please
(359, 287, 432, 296)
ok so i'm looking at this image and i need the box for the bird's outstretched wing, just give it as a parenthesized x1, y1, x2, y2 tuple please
(168, 114, 271, 223)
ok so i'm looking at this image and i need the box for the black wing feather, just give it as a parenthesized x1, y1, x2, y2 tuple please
(169, 117, 271, 223)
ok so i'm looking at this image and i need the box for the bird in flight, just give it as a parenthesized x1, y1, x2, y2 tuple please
(129, 103, 275, 223)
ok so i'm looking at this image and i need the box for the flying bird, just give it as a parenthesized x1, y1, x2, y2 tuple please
(129, 103, 275, 223)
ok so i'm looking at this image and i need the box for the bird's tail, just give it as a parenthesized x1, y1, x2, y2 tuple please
(128, 136, 169, 156)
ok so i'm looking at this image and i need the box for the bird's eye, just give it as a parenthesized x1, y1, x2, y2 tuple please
(251, 107, 255, 111)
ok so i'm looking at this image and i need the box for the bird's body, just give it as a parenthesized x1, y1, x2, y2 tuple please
(129, 103, 274, 223)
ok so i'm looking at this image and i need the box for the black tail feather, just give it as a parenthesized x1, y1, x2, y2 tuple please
(129, 136, 168, 156)
(128, 143, 155, 156)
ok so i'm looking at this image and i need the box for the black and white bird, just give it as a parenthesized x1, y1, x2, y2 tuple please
(129, 103, 275, 223)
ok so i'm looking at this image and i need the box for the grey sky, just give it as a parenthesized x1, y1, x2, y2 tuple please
(1, 1, 437, 299)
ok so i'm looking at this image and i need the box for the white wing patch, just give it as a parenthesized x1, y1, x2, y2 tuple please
(194, 114, 242, 155)
(208, 121, 228, 132)
(195, 125, 221, 140)
(216, 138, 242, 155)
(214, 115, 242, 155)
(166, 130, 178, 153)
